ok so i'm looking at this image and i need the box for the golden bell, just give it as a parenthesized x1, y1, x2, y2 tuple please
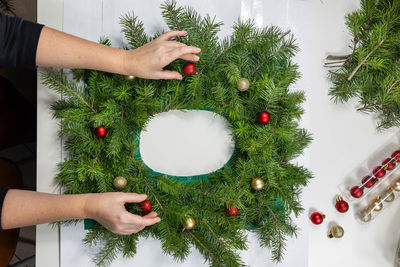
(391, 178, 400, 192)
(370, 197, 383, 212)
(328, 225, 344, 239)
(124, 75, 136, 81)
(113, 176, 128, 190)
(383, 189, 395, 202)
(182, 216, 196, 230)
(359, 209, 372, 222)
(251, 177, 265, 191)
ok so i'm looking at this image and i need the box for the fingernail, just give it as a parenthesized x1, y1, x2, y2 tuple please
(142, 194, 147, 198)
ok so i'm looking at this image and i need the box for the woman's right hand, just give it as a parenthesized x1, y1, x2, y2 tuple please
(84, 192, 161, 235)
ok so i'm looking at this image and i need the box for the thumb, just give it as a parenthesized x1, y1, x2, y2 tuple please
(121, 193, 147, 203)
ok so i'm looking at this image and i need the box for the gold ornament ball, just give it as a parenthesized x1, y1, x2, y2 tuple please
(125, 75, 136, 81)
(328, 225, 344, 239)
(251, 177, 265, 191)
(391, 178, 400, 192)
(360, 209, 372, 222)
(237, 78, 250, 92)
(383, 189, 395, 202)
(113, 176, 128, 190)
(182, 216, 196, 230)
(370, 197, 383, 212)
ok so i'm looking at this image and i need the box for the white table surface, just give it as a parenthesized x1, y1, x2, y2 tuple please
(36, 0, 400, 267)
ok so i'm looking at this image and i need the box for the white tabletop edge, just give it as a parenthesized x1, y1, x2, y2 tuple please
(36, 0, 64, 267)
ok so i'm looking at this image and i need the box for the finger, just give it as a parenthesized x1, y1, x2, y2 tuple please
(157, 70, 183, 80)
(121, 193, 147, 203)
(144, 211, 158, 218)
(169, 46, 201, 61)
(179, 53, 200, 62)
(140, 216, 161, 226)
(165, 41, 187, 48)
(158, 30, 187, 41)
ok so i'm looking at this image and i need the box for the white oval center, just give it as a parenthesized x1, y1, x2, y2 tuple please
(139, 110, 235, 177)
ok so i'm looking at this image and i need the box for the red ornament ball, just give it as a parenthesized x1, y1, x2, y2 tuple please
(373, 166, 386, 178)
(310, 212, 325, 225)
(361, 175, 376, 188)
(257, 111, 270, 124)
(382, 158, 396, 171)
(350, 186, 363, 198)
(141, 200, 153, 213)
(391, 150, 400, 162)
(335, 197, 349, 213)
(94, 125, 107, 138)
(226, 205, 239, 216)
(183, 62, 196, 75)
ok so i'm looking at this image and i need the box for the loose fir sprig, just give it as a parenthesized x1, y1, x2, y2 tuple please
(326, 0, 400, 130)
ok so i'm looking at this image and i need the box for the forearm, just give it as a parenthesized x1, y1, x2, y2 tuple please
(36, 26, 127, 75)
(1, 189, 89, 229)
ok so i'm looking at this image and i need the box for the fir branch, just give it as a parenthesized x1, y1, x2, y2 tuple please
(41, 70, 96, 113)
(347, 38, 386, 81)
(187, 231, 226, 267)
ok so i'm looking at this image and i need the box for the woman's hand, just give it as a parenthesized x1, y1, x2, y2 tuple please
(121, 30, 201, 80)
(37, 27, 200, 80)
(84, 192, 161, 235)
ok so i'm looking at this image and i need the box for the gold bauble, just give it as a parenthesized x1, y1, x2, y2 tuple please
(182, 216, 196, 230)
(391, 178, 400, 192)
(328, 225, 344, 239)
(360, 209, 372, 222)
(125, 75, 136, 81)
(383, 189, 395, 202)
(251, 177, 265, 191)
(113, 176, 128, 190)
(370, 197, 383, 212)
(237, 78, 250, 92)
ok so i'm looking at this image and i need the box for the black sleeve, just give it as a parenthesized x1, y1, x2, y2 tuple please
(0, 12, 44, 69)
(0, 187, 10, 230)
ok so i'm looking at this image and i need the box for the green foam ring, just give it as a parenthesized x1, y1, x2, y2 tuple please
(84, 108, 285, 230)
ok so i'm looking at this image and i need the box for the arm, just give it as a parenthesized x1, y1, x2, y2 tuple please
(36, 27, 201, 80)
(1, 190, 160, 235)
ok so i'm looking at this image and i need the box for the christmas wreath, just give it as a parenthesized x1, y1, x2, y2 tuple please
(43, 1, 312, 266)
(326, 0, 400, 130)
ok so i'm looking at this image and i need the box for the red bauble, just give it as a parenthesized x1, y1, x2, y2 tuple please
(226, 206, 239, 216)
(382, 158, 396, 171)
(310, 212, 325, 225)
(183, 62, 196, 75)
(335, 196, 349, 213)
(373, 166, 386, 178)
(94, 125, 107, 138)
(257, 111, 270, 124)
(361, 175, 376, 188)
(391, 150, 400, 162)
(141, 200, 153, 213)
(350, 186, 363, 198)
